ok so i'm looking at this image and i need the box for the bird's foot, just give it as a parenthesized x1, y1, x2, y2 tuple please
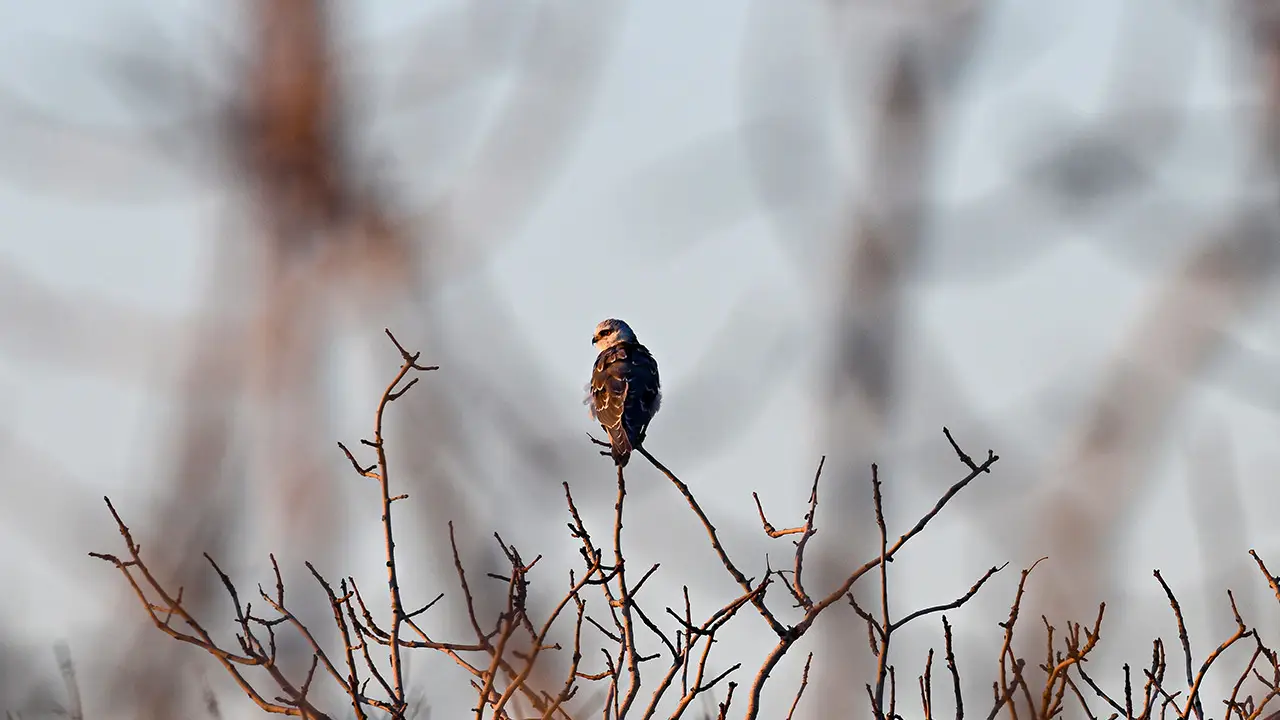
(586, 433, 622, 462)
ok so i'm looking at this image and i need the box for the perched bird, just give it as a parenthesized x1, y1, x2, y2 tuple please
(586, 318, 661, 467)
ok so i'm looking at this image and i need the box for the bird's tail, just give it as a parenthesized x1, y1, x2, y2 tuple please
(607, 424, 633, 467)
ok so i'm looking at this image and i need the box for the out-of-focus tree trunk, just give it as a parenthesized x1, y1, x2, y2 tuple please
(796, 6, 985, 715)
(812, 51, 930, 719)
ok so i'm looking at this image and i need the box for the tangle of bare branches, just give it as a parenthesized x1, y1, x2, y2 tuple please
(87, 330, 1280, 720)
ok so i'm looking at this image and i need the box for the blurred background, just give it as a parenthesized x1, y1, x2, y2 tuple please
(2, 1, 1280, 718)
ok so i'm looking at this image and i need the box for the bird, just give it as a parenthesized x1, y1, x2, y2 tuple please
(586, 318, 661, 467)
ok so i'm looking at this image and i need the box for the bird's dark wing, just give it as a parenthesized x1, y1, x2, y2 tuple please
(621, 343, 661, 446)
(591, 345, 633, 464)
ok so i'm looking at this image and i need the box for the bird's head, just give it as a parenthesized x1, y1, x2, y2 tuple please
(592, 318, 637, 351)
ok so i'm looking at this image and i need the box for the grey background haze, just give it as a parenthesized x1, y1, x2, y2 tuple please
(1, 1, 1278, 718)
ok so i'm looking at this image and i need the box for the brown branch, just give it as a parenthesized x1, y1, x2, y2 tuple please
(365, 331, 439, 711)
(541, 589, 588, 720)
(1182, 590, 1251, 720)
(638, 446, 787, 638)
(610, 465, 644, 717)
(920, 648, 934, 720)
(90, 497, 335, 719)
(785, 653, 813, 720)
(1227, 644, 1264, 720)
(309, 569, 368, 720)
(474, 550, 525, 717)
(1155, 569, 1198, 715)
(944, 616, 964, 720)
(491, 549, 602, 717)
(733, 430, 1000, 720)
(1037, 604, 1105, 719)
(891, 564, 1007, 631)
(1251, 550, 1280, 605)
(872, 464, 892, 720)
(995, 557, 1048, 720)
